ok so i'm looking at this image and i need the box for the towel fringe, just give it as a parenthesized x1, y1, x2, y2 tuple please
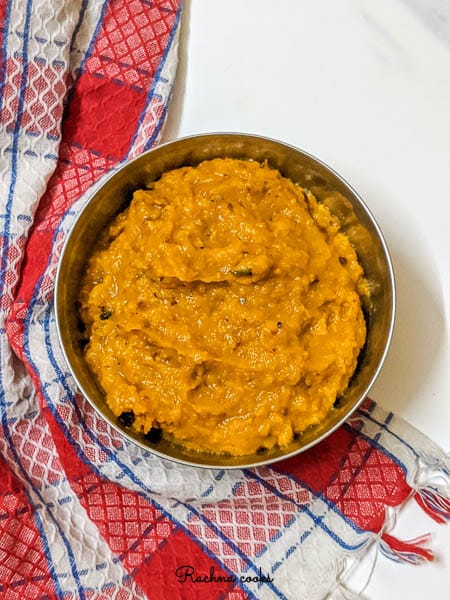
(417, 452, 450, 477)
(328, 583, 363, 600)
(379, 532, 434, 564)
(414, 486, 450, 524)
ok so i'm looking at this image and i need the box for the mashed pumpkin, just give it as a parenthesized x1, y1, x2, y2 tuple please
(79, 158, 367, 456)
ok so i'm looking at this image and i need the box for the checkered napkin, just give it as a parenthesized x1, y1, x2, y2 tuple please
(1, 1, 449, 599)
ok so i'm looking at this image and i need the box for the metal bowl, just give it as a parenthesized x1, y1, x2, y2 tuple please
(55, 133, 395, 468)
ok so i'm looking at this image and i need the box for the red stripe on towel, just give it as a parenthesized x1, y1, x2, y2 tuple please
(275, 426, 410, 531)
(0, 458, 58, 599)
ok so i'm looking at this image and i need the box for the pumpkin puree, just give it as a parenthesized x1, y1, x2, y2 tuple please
(79, 158, 367, 456)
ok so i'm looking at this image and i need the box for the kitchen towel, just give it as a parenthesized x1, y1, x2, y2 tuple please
(1, 1, 449, 598)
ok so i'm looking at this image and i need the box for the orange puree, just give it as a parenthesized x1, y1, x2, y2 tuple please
(79, 158, 367, 455)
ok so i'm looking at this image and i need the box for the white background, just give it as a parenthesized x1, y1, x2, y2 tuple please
(163, 1, 450, 598)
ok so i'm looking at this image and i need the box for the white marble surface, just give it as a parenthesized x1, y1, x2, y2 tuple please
(163, 1, 450, 597)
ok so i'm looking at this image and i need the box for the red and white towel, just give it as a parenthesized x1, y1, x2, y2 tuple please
(0, 1, 449, 598)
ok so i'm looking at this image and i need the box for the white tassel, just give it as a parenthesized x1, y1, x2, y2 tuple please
(328, 583, 364, 599)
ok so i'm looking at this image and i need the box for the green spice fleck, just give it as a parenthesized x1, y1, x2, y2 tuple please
(231, 268, 253, 277)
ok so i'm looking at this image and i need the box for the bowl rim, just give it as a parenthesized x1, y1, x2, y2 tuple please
(55, 131, 396, 469)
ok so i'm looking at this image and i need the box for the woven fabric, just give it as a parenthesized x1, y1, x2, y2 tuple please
(1, 2, 449, 599)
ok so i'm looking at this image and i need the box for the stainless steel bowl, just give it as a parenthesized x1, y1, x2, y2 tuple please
(55, 133, 395, 468)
